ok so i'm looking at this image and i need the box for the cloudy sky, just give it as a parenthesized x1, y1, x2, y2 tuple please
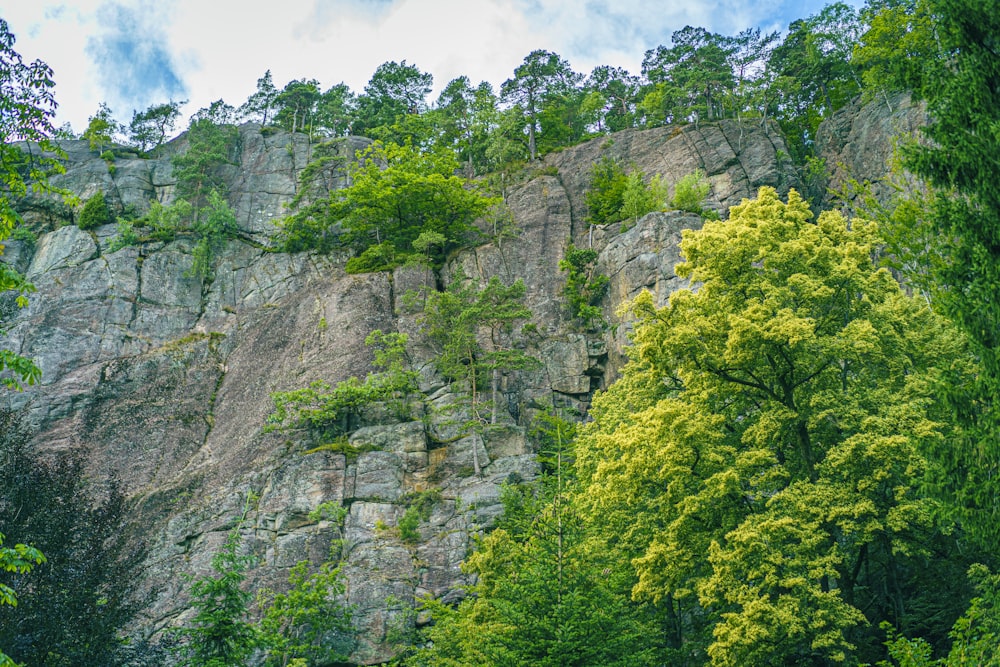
(2, 0, 861, 134)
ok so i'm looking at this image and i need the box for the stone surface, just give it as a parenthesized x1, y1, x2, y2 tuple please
(815, 92, 926, 208)
(0, 112, 823, 663)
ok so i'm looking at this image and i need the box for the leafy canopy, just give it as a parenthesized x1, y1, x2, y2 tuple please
(0, 17, 56, 390)
(282, 141, 497, 270)
(576, 187, 973, 665)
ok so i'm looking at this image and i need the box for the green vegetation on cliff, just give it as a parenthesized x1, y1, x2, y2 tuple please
(5, 1, 1000, 665)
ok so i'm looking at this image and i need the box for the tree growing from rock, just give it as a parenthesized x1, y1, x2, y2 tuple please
(501, 50, 580, 160)
(82, 102, 120, 153)
(414, 275, 537, 474)
(128, 100, 183, 153)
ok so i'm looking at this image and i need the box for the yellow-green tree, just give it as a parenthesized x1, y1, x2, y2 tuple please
(575, 188, 975, 665)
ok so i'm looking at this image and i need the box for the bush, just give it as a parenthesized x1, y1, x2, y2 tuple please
(143, 199, 193, 242)
(620, 171, 666, 226)
(345, 241, 397, 275)
(671, 169, 712, 215)
(107, 218, 139, 252)
(398, 507, 421, 543)
(584, 157, 628, 225)
(78, 191, 113, 230)
(559, 244, 609, 330)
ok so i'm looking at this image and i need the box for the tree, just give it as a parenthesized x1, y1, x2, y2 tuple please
(411, 413, 662, 666)
(238, 70, 279, 126)
(0, 408, 148, 666)
(435, 77, 498, 175)
(854, 0, 938, 111)
(884, 0, 1000, 560)
(559, 244, 608, 331)
(172, 115, 238, 214)
(0, 17, 53, 390)
(128, 100, 183, 153)
(189, 189, 238, 282)
(82, 102, 120, 153)
(575, 188, 975, 664)
(767, 3, 863, 151)
(584, 156, 628, 225)
(582, 65, 641, 133)
(274, 79, 322, 135)
(723, 27, 780, 128)
(257, 559, 353, 666)
(173, 520, 257, 667)
(352, 60, 432, 136)
(281, 141, 495, 270)
(314, 83, 356, 137)
(415, 275, 537, 472)
(191, 99, 238, 126)
(641, 27, 735, 125)
(78, 189, 113, 229)
(500, 50, 580, 160)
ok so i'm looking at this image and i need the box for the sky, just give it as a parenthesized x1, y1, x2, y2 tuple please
(1, 0, 862, 135)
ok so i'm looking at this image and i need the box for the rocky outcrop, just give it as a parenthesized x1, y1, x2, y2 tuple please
(0, 118, 799, 663)
(18, 128, 370, 241)
(542, 118, 799, 244)
(815, 91, 927, 207)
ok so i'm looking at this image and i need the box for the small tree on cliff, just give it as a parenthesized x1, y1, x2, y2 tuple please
(413, 274, 537, 474)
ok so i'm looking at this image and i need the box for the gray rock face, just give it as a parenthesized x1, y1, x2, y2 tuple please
(815, 92, 926, 207)
(0, 115, 803, 663)
(544, 119, 799, 243)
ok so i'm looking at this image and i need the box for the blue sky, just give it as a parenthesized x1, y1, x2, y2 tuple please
(1, 0, 863, 134)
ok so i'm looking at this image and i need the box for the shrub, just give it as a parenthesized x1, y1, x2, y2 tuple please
(671, 169, 712, 215)
(559, 243, 609, 330)
(620, 171, 666, 227)
(78, 191, 113, 230)
(107, 218, 139, 252)
(398, 507, 421, 543)
(344, 241, 397, 275)
(584, 157, 628, 225)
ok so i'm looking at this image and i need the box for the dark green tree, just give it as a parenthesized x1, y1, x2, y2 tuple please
(435, 77, 498, 175)
(77, 189, 113, 229)
(889, 0, 1000, 555)
(582, 65, 641, 133)
(238, 70, 279, 126)
(501, 50, 581, 160)
(172, 116, 238, 214)
(641, 27, 735, 125)
(352, 60, 432, 137)
(415, 275, 537, 468)
(767, 2, 863, 152)
(0, 408, 148, 667)
(314, 82, 356, 137)
(559, 244, 608, 330)
(274, 79, 322, 135)
(128, 101, 183, 153)
(173, 521, 257, 667)
(411, 413, 662, 666)
(268, 329, 418, 441)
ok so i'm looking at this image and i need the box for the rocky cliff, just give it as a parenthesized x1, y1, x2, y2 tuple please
(0, 106, 903, 663)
